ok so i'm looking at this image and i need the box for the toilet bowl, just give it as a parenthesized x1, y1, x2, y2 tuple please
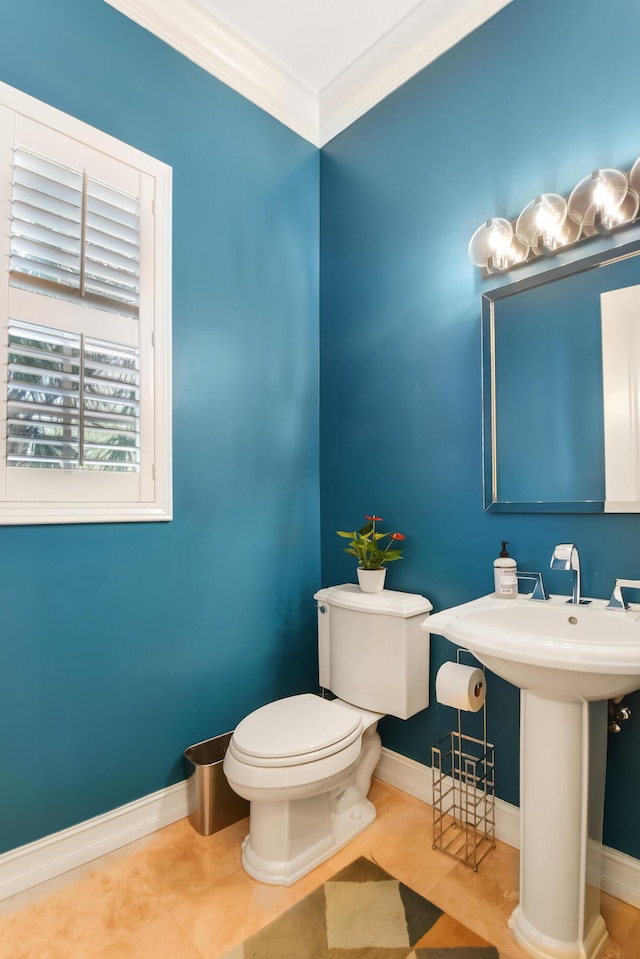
(224, 584, 432, 886)
(224, 693, 383, 885)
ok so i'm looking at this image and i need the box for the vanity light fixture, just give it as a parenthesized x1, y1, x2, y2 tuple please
(470, 157, 640, 274)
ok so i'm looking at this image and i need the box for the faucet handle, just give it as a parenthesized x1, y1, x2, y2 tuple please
(550, 543, 577, 570)
(606, 578, 640, 611)
(516, 571, 550, 601)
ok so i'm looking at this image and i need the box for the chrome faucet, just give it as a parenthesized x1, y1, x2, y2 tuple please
(550, 543, 590, 605)
(605, 578, 640, 611)
(516, 571, 550, 601)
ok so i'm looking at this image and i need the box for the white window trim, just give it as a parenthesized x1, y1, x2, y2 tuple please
(0, 80, 172, 524)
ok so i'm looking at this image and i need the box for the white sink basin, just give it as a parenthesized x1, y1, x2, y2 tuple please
(426, 593, 640, 701)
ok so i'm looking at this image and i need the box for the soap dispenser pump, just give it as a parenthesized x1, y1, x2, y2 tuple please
(494, 541, 518, 599)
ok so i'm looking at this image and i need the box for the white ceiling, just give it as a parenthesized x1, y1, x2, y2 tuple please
(194, 0, 426, 92)
(104, 0, 513, 145)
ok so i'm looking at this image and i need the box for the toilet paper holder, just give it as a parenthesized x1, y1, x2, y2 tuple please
(431, 648, 496, 871)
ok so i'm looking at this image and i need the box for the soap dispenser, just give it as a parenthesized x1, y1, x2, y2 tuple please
(494, 541, 518, 599)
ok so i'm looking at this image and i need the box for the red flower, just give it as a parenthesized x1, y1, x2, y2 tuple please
(365, 514, 383, 522)
(390, 532, 405, 541)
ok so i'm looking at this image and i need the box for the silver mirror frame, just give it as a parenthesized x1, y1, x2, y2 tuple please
(482, 236, 640, 512)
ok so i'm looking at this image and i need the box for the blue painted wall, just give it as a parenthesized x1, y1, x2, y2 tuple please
(3, 0, 640, 869)
(0, 0, 320, 853)
(320, 0, 640, 857)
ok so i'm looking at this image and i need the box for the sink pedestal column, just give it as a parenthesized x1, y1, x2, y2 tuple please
(509, 692, 609, 959)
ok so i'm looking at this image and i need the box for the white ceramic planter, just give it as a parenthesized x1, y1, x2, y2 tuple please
(357, 567, 387, 592)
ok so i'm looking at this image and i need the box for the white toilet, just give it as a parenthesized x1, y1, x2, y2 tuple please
(223, 583, 432, 885)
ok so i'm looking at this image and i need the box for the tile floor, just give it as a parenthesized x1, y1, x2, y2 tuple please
(0, 780, 638, 958)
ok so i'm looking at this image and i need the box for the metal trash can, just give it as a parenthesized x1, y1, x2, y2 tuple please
(184, 732, 249, 836)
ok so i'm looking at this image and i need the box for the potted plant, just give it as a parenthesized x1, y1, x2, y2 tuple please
(337, 514, 405, 592)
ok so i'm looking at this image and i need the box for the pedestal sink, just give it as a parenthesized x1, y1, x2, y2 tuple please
(423, 593, 640, 959)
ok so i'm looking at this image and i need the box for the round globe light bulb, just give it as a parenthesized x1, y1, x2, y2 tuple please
(568, 168, 628, 230)
(580, 188, 639, 236)
(516, 194, 569, 251)
(468, 218, 526, 271)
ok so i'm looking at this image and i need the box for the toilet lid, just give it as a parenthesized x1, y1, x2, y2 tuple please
(232, 694, 362, 764)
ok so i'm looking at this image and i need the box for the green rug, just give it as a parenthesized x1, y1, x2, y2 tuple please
(223, 856, 499, 958)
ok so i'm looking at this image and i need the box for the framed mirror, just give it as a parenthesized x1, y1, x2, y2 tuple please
(482, 237, 640, 512)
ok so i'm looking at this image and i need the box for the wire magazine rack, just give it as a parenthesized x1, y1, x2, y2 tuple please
(431, 650, 495, 870)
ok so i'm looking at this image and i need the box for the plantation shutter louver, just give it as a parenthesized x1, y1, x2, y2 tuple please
(8, 320, 140, 472)
(10, 150, 140, 317)
(7, 321, 81, 469)
(82, 336, 140, 470)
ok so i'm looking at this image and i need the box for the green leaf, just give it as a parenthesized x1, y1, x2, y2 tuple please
(354, 533, 370, 545)
(336, 529, 356, 538)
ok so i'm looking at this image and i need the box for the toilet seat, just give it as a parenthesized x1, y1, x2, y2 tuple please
(229, 694, 363, 768)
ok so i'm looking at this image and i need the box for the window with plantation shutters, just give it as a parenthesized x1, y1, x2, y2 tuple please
(0, 80, 172, 524)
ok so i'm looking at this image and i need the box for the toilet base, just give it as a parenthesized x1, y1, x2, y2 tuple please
(241, 794, 376, 886)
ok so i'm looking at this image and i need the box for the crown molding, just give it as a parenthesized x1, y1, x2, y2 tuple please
(319, 0, 512, 145)
(103, 0, 319, 145)
(103, 0, 512, 147)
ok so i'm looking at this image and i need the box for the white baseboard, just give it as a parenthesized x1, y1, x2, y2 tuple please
(599, 845, 640, 908)
(0, 780, 189, 902)
(375, 747, 640, 909)
(1, 749, 639, 910)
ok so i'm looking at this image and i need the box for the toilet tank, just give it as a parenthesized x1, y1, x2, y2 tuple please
(313, 584, 433, 720)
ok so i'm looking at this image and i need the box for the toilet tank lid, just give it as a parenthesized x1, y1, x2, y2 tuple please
(314, 584, 432, 618)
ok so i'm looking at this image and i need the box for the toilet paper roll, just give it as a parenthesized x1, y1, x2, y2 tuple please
(435, 662, 486, 712)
